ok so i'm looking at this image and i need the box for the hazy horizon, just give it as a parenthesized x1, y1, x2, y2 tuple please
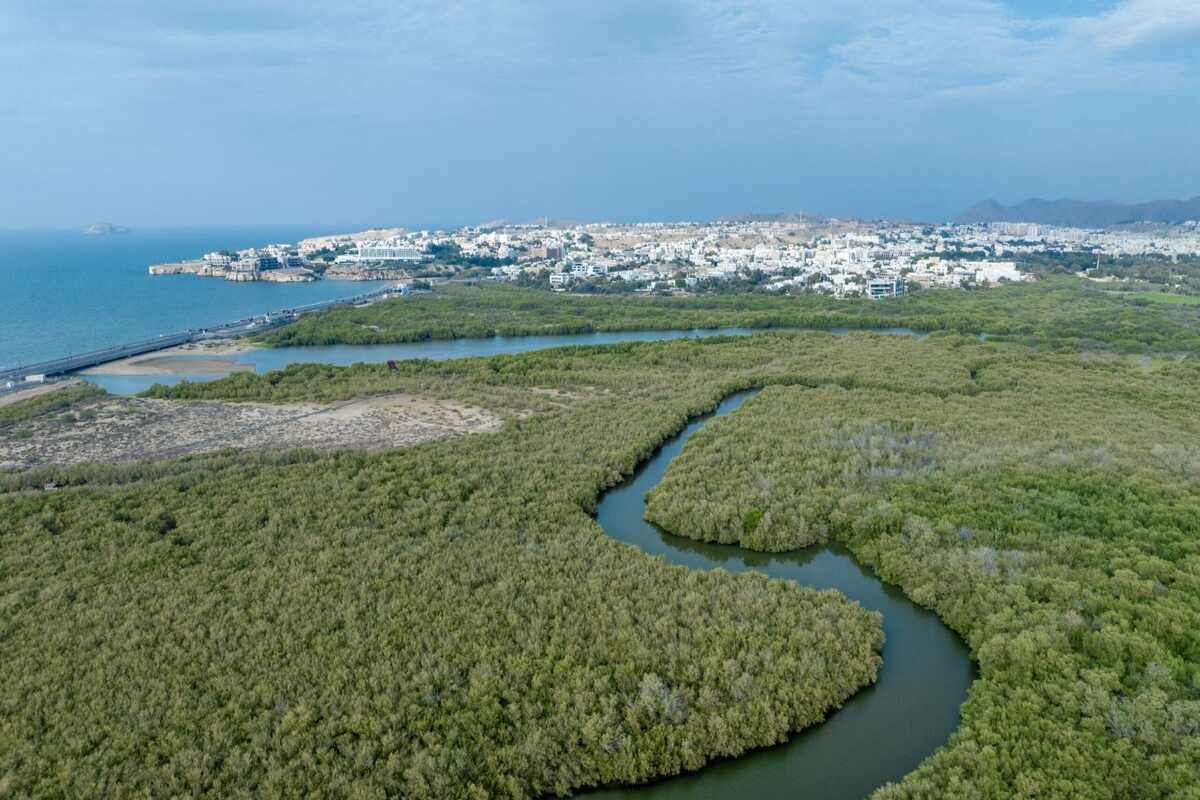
(3, 1, 1198, 227)
(8, 193, 1200, 233)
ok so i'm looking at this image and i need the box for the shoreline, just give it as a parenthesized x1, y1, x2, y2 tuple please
(0, 379, 82, 408)
(80, 340, 260, 376)
(3, 283, 400, 384)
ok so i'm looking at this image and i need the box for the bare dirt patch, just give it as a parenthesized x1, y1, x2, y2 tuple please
(0, 393, 500, 469)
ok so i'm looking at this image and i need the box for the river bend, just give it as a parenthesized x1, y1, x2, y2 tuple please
(589, 390, 974, 799)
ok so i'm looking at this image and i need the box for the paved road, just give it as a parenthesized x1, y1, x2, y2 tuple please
(0, 283, 403, 386)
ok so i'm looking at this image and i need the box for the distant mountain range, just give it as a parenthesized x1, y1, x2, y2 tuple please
(955, 197, 1200, 228)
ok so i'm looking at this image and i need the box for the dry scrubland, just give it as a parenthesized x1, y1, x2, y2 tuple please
(0, 392, 498, 469)
(1, 328, 1199, 798)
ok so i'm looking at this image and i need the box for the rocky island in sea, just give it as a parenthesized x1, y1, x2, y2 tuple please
(83, 222, 132, 235)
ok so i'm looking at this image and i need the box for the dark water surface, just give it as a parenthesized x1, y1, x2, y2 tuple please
(590, 390, 974, 799)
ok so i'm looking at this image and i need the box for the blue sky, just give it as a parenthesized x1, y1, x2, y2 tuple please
(1, 1, 1198, 227)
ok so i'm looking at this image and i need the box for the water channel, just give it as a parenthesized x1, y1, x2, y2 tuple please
(75, 324, 975, 796)
(590, 390, 974, 799)
(83, 327, 926, 395)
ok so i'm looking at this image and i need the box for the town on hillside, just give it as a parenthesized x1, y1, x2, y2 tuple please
(148, 217, 1200, 298)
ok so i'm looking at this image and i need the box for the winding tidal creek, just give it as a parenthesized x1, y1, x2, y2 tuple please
(590, 390, 974, 799)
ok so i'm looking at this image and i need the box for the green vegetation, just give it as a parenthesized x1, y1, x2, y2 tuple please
(1130, 291, 1200, 305)
(6, 328, 1200, 797)
(426, 242, 516, 269)
(646, 352, 1200, 797)
(0, 383, 106, 432)
(256, 279, 1200, 356)
(1014, 249, 1114, 274)
(1091, 256, 1200, 295)
(1, 336, 888, 799)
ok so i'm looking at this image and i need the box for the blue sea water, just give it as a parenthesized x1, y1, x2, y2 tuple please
(0, 226, 387, 369)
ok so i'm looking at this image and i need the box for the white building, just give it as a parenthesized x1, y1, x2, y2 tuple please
(974, 261, 1023, 283)
(866, 278, 905, 299)
(356, 240, 425, 262)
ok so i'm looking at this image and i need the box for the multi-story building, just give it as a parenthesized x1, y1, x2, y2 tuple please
(356, 241, 425, 262)
(866, 278, 905, 299)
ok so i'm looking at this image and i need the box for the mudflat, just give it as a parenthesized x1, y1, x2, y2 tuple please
(84, 355, 254, 376)
(80, 340, 261, 376)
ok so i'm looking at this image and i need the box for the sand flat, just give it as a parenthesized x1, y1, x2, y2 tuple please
(80, 339, 262, 376)
(82, 355, 255, 376)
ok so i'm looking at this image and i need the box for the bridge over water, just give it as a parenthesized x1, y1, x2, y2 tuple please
(1, 284, 404, 386)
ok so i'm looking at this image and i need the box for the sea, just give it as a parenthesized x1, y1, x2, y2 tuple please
(0, 226, 388, 370)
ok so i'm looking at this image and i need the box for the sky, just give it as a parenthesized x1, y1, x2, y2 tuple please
(1, 0, 1198, 227)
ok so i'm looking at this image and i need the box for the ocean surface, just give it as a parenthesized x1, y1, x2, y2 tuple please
(0, 226, 387, 369)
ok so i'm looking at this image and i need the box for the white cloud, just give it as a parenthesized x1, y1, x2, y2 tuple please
(1, 0, 1197, 115)
(696, 0, 1200, 103)
(1072, 0, 1200, 50)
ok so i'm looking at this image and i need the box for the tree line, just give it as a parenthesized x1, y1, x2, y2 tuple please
(255, 278, 1200, 356)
